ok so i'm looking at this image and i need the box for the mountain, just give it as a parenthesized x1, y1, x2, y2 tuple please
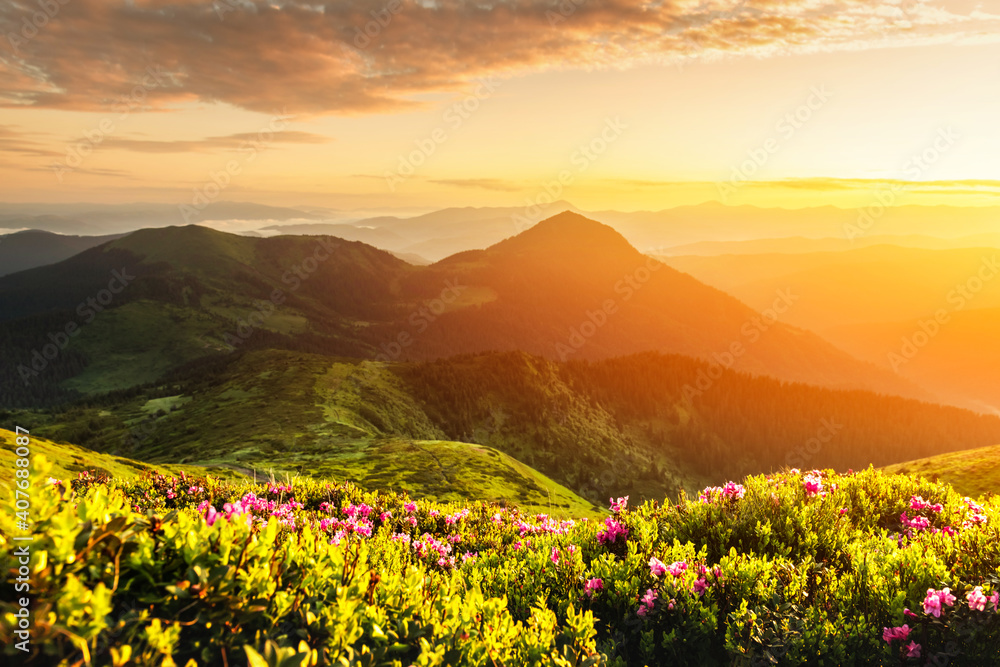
(0, 230, 124, 277)
(0, 225, 413, 405)
(661, 245, 1000, 412)
(657, 233, 1000, 257)
(283, 202, 581, 261)
(402, 213, 929, 399)
(12, 348, 1000, 506)
(827, 307, 1000, 415)
(260, 222, 413, 247)
(0, 202, 318, 236)
(0, 216, 928, 408)
(598, 203, 1000, 253)
(662, 246, 1000, 330)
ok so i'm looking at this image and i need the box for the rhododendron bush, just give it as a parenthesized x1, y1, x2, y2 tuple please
(2, 458, 1000, 666)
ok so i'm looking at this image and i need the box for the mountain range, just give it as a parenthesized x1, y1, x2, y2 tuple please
(0, 212, 928, 407)
(662, 245, 1000, 413)
(3, 209, 1000, 506)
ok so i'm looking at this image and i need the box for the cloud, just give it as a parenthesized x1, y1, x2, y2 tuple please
(0, 124, 61, 158)
(429, 178, 522, 192)
(102, 130, 332, 153)
(0, 1, 997, 116)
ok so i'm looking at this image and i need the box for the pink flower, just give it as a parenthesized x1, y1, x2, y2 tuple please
(597, 517, 629, 545)
(940, 588, 957, 607)
(609, 496, 629, 513)
(923, 593, 942, 618)
(698, 486, 722, 503)
(637, 588, 657, 616)
(550, 547, 561, 565)
(404, 501, 417, 513)
(967, 586, 988, 612)
(839, 508, 848, 516)
(905, 642, 921, 658)
(989, 591, 1000, 611)
(909, 496, 943, 513)
(901, 512, 931, 531)
(692, 577, 709, 596)
(649, 557, 667, 577)
(923, 588, 956, 618)
(882, 625, 910, 644)
(803, 473, 823, 497)
(667, 560, 688, 577)
(585, 578, 603, 597)
(721, 482, 745, 500)
(204, 506, 219, 526)
(667, 599, 675, 610)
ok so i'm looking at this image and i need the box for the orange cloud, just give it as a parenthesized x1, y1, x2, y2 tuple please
(101, 131, 332, 153)
(0, 0, 997, 115)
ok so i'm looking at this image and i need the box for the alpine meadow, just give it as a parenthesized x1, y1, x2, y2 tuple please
(3, 1, 1000, 665)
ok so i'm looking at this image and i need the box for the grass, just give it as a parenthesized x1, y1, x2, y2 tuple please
(883, 443, 1000, 498)
(265, 437, 602, 518)
(11, 349, 601, 517)
(0, 428, 246, 486)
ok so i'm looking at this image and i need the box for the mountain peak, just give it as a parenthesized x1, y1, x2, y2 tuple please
(492, 211, 639, 261)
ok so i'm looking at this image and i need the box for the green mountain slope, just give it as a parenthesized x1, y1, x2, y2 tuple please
(0, 428, 245, 486)
(882, 443, 1000, 498)
(5, 350, 599, 516)
(12, 348, 1000, 509)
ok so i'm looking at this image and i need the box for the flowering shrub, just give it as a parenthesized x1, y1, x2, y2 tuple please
(2, 460, 1000, 665)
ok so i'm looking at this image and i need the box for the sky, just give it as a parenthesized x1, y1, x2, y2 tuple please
(1, 0, 999, 212)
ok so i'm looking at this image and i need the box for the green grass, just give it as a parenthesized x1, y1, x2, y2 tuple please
(61, 300, 225, 394)
(0, 428, 246, 486)
(882, 443, 1000, 498)
(13, 349, 601, 517)
(259, 437, 602, 518)
(141, 395, 191, 415)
